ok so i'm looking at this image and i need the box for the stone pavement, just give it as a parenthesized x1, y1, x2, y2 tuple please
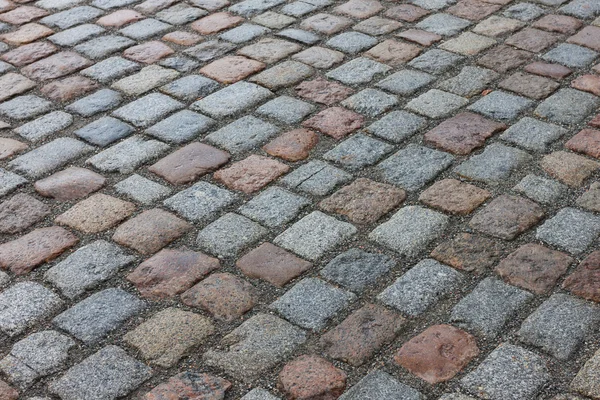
(1, 0, 600, 398)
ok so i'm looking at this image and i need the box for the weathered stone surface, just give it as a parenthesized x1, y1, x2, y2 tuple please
(55, 193, 135, 233)
(571, 348, 600, 398)
(278, 355, 347, 400)
(263, 129, 318, 161)
(431, 233, 504, 273)
(34, 167, 105, 201)
(419, 179, 490, 215)
(214, 155, 289, 193)
(541, 151, 600, 187)
(0, 193, 49, 234)
(144, 372, 231, 400)
(563, 251, 600, 303)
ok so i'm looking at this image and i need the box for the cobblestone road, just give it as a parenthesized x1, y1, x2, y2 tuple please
(0, 0, 600, 398)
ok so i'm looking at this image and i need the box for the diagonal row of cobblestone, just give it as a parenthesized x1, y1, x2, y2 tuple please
(1, 0, 600, 398)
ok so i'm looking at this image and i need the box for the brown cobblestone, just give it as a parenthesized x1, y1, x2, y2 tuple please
(498, 72, 559, 100)
(40, 75, 99, 102)
(191, 12, 243, 34)
(35, 167, 106, 201)
(300, 13, 352, 35)
(0, 226, 77, 275)
(295, 78, 354, 105)
(302, 107, 363, 139)
(0, 138, 27, 159)
(200, 55, 265, 83)
(113, 208, 192, 255)
(214, 155, 289, 194)
(278, 355, 347, 399)
(505, 28, 560, 53)
(447, 0, 501, 21)
(162, 31, 203, 46)
(576, 182, 600, 212)
(0, 6, 48, 24)
(124, 41, 174, 64)
(384, 4, 429, 22)
(21, 51, 91, 80)
(572, 75, 600, 96)
(56, 193, 135, 234)
(397, 29, 442, 46)
(334, 0, 382, 19)
(541, 151, 600, 187)
(0, 72, 35, 101)
(566, 129, 600, 159)
(292, 46, 344, 69)
(263, 128, 318, 162)
(96, 10, 144, 27)
(0, 380, 18, 400)
(365, 39, 421, 66)
(563, 251, 600, 303)
(431, 232, 504, 274)
(1, 42, 56, 67)
(568, 26, 600, 52)
(144, 372, 231, 400)
(524, 62, 572, 79)
(533, 14, 582, 34)
(0, 23, 53, 45)
(477, 45, 532, 73)
(419, 179, 490, 215)
(0, 193, 49, 234)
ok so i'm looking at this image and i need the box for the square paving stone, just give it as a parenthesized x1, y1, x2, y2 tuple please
(577, 182, 600, 212)
(460, 344, 549, 400)
(35, 167, 104, 201)
(366, 110, 427, 143)
(536, 207, 600, 255)
(160, 56, 201, 72)
(274, 211, 356, 260)
(86, 136, 169, 174)
(0, 282, 63, 336)
(437, 66, 498, 97)
(469, 195, 543, 240)
(256, 95, 315, 124)
(276, 28, 320, 44)
(376, 69, 434, 95)
(292, 46, 344, 69)
(518, 293, 600, 360)
(207, 116, 279, 153)
(477, 44, 533, 73)
(164, 181, 237, 222)
(378, 144, 454, 191)
(156, 4, 207, 24)
(378, 259, 463, 316)
(468, 90, 533, 121)
(504, 2, 545, 20)
(14, 111, 73, 142)
(339, 370, 422, 400)
(66, 89, 122, 117)
(112, 93, 183, 128)
(505, 27, 559, 53)
(340, 89, 398, 118)
(80, 56, 140, 83)
(74, 35, 135, 59)
(416, 13, 471, 36)
(203, 313, 306, 382)
(571, 347, 600, 398)
(321, 304, 404, 366)
(9, 138, 92, 179)
(498, 72, 559, 100)
(424, 112, 506, 155)
(197, 213, 267, 258)
(451, 277, 533, 337)
(119, 18, 171, 39)
(281, 160, 352, 196)
(124, 307, 214, 367)
(39, 6, 103, 29)
(496, 243, 573, 295)
(45, 240, 134, 298)
(302, 107, 364, 139)
(408, 49, 464, 74)
(236, 242, 312, 287)
(184, 39, 236, 62)
(0, 193, 49, 234)
(500, 117, 567, 152)
(369, 206, 448, 256)
(431, 232, 505, 274)
(326, 57, 391, 85)
(238, 37, 302, 64)
(49, 345, 152, 400)
(325, 32, 377, 54)
(239, 186, 309, 227)
(0, 330, 74, 389)
(295, 77, 354, 105)
(321, 248, 394, 292)
(159, 75, 219, 101)
(535, 89, 599, 125)
(48, 24, 106, 46)
(0, 95, 52, 121)
(149, 142, 229, 185)
(514, 174, 568, 205)
(192, 81, 273, 119)
(419, 178, 490, 215)
(199, 55, 265, 84)
(566, 129, 600, 159)
(454, 143, 531, 185)
(319, 178, 405, 224)
(112, 208, 191, 255)
(394, 324, 479, 384)
(220, 23, 270, 43)
(541, 151, 600, 187)
(271, 277, 355, 331)
(365, 39, 420, 65)
(53, 288, 144, 344)
(146, 111, 215, 144)
(112, 65, 179, 96)
(563, 250, 600, 303)
(543, 43, 597, 68)
(323, 134, 393, 171)
(560, 0, 600, 18)
(439, 31, 496, 55)
(74, 116, 134, 147)
(0, 169, 25, 198)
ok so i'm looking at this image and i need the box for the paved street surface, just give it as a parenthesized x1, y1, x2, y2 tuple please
(0, 0, 600, 398)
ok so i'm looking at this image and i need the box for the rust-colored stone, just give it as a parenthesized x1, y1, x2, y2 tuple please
(1, 42, 56, 66)
(384, 4, 429, 22)
(319, 178, 405, 224)
(505, 27, 559, 53)
(295, 78, 354, 105)
(278, 355, 347, 400)
(0, 193, 49, 234)
(431, 232, 504, 274)
(541, 151, 600, 187)
(182, 272, 256, 321)
(365, 39, 421, 66)
(236, 242, 313, 287)
(524, 62, 571, 79)
(162, 31, 203, 46)
(533, 14, 582, 34)
(40, 75, 99, 102)
(34, 167, 106, 201)
(0, 23, 53, 45)
(124, 41, 174, 64)
(96, 9, 143, 27)
(148, 143, 229, 185)
(191, 12, 243, 34)
(572, 75, 600, 96)
(566, 129, 600, 159)
(563, 251, 600, 303)
(496, 243, 573, 294)
(0, 379, 18, 400)
(21, 51, 91, 80)
(0, 226, 78, 275)
(112, 208, 192, 255)
(321, 304, 404, 366)
(200, 55, 265, 84)
(144, 372, 231, 400)
(394, 324, 479, 384)
(0, 6, 48, 24)
(302, 107, 363, 140)
(447, 0, 501, 21)
(424, 112, 506, 155)
(128, 248, 220, 300)
(419, 179, 490, 215)
(397, 29, 441, 46)
(263, 129, 318, 162)
(214, 155, 289, 194)
(55, 193, 136, 234)
(567, 26, 600, 52)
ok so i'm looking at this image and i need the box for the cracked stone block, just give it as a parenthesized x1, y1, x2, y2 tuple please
(281, 160, 351, 196)
(124, 308, 214, 367)
(519, 294, 599, 360)
(369, 206, 448, 256)
(239, 186, 309, 227)
(339, 370, 422, 400)
(451, 277, 533, 337)
(197, 213, 267, 258)
(203, 313, 306, 382)
(49, 346, 152, 400)
(271, 277, 355, 330)
(0, 282, 63, 336)
(378, 259, 463, 316)
(321, 248, 394, 292)
(378, 144, 454, 191)
(461, 343, 549, 400)
(53, 288, 144, 344)
(274, 211, 356, 260)
(454, 143, 531, 185)
(45, 240, 135, 299)
(0, 331, 74, 388)
(87, 136, 169, 174)
(536, 208, 600, 255)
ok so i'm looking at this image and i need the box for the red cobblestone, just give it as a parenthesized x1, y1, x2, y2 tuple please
(200, 55, 265, 83)
(278, 355, 347, 400)
(263, 128, 319, 162)
(563, 251, 600, 303)
(295, 78, 354, 105)
(35, 167, 106, 201)
(191, 12, 243, 34)
(302, 107, 363, 139)
(40, 75, 99, 102)
(144, 372, 231, 400)
(214, 155, 289, 194)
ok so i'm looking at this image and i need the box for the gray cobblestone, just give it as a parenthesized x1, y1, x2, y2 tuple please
(206, 116, 279, 153)
(321, 248, 394, 292)
(14, 111, 73, 142)
(164, 181, 238, 222)
(536, 207, 600, 255)
(115, 174, 171, 204)
(239, 186, 309, 227)
(86, 136, 169, 173)
(197, 213, 268, 257)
